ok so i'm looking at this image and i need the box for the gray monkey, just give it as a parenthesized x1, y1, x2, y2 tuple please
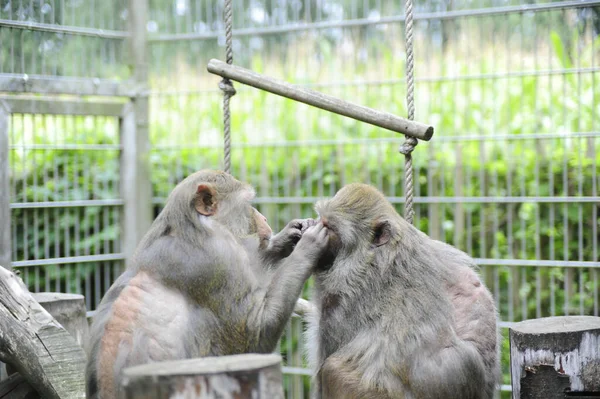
(303, 183, 500, 399)
(85, 170, 329, 398)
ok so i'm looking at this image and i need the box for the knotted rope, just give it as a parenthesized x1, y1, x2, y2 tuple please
(219, 0, 236, 174)
(399, 0, 417, 225)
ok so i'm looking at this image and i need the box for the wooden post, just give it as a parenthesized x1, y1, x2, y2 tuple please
(31, 293, 89, 348)
(0, 101, 11, 270)
(121, 0, 152, 268)
(509, 315, 600, 398)
(0, 101, 10, 383)
(121, 354, 285, 399)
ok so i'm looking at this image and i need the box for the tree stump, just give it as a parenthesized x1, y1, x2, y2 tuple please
(31, 292, 89, 348)
(0, 265, 86, 399)
(509, 315, 600, 399)
(121, 353, 285, 399)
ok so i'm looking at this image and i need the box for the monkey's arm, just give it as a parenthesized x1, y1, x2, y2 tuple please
(253, 251, 315, 349)
(252, 223, 327, 351)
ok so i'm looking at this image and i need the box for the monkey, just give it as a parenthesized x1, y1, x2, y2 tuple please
(85, 170, 329, 399)
(304, 183, 500, 399)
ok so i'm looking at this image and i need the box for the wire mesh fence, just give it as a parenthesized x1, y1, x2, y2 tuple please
(1, 0, 600, 397)
(7, 108, 124, 311)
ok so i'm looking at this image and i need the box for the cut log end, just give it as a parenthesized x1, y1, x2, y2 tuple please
(423, 126, 434, 141)
(122, 354, 285, 399)
(511, 315, 600, 335)
(509, 316, 600, 399)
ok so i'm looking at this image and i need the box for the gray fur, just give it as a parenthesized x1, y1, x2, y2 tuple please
(306, 183, 500, 399)
(85, 170, 328, 399)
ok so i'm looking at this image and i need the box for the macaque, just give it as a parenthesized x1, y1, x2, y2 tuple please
(305, 183, 499, 399)
(85, 170, 329, 399)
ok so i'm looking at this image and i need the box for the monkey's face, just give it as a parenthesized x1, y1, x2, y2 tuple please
(313, 184, 394, 272)
(191, 174, 272, 246)
(311, 212, 347, 271)
(219, 194, 273, 246)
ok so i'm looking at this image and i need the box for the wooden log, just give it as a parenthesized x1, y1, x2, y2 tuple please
(0, 265, 86, 399)
(207, 59, 435, 141)
(121, 353, 285, 399)
(3, 293, 88, 381)
(0, 373, 39, 399)
(32, 292, 89, 348)
(509, 315, 600, 399)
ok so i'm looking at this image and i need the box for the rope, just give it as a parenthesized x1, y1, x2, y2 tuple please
(399, 0, 417, 225)
(219, 0, 236, 174)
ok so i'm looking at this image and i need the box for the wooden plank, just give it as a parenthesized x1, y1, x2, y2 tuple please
(0, 101, 10, 271)
(0, 18, 128, 39)
(0, 266, 86, 399)
(122, 354, 285, 398)
(3, 98, 125, 117)
(12, 253, 125, 268)
(207, 59, 434, 141)
(0, 75, 135, 97)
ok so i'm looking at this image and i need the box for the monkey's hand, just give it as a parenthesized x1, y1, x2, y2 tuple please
(294, 222, 329, 263)
(267, 218, 317, 259)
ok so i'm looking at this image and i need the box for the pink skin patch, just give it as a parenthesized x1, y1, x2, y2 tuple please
(449, 267, 495, 345)
(97, 272, 191, 397)
(98, 274, 145, 398)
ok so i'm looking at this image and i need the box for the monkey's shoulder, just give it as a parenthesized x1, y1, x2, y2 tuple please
(427, 238, 479, 269)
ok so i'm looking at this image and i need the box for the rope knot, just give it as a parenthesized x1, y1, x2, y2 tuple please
(219, 78, 237, 96)
(399, 136, 418, 155)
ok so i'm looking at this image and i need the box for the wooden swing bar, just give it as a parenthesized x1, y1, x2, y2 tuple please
(207, 59, 434, 141)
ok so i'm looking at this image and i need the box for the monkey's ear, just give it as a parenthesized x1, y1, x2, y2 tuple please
(372, 221, 391, 247)
(195, 184, 217, 216)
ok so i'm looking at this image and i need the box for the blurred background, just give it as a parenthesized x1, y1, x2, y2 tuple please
(0, 0, 599, 397)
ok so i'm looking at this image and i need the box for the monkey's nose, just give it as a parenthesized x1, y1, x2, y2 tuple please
(256, 210, 268, 223)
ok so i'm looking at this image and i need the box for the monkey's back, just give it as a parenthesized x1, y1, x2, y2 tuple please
(86, 270, 199, 399)
(423, 237, 500, 397)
